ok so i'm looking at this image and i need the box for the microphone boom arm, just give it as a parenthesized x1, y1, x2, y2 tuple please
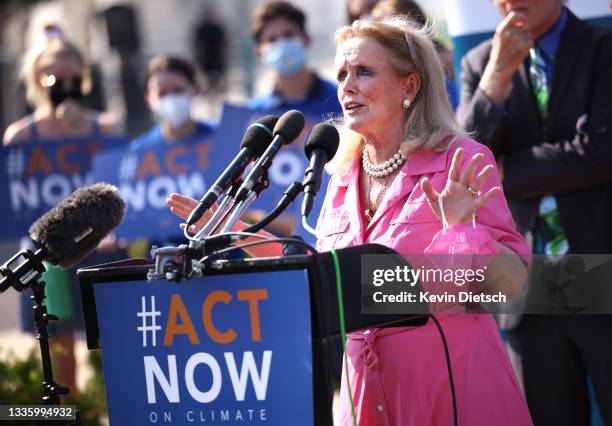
(243, 181, 303, 235)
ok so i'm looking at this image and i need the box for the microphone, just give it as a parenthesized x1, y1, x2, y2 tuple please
(301, 123, 339, 217)
(1, 183, 125, 293)
(233, 110, 305, 204)
(186, 115, 278, 228)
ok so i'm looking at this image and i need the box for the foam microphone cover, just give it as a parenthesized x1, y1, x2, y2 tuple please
(29, 183, 126, 268)
(304, 123, 339, 159)
(240, 115, 278, 154)
(272, 110, 305, 144)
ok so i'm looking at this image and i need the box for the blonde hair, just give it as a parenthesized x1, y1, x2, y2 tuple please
(20, 32, 91, 108)
(328, 16, 465, 174)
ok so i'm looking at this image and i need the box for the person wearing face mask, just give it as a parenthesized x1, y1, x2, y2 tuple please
(248, 1, 342, 119)
(127, 56, 215, 251)
(247, 2, 346, 386)
(3, 28, 124, 395)
(129, 55, 214, 152)
(4, 31, 122, 145)
(246, 1, 343, 235)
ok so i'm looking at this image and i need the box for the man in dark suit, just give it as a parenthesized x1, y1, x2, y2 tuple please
(457, 0, 612, 425)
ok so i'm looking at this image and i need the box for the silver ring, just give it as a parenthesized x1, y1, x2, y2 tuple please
(467, 186, 479, 196)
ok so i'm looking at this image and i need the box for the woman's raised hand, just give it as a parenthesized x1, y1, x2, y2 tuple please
(421, 148, 500, 227)
(166, 193, 217, 234)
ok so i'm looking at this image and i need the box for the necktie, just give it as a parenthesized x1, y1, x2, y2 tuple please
(529, 47, 549, 124)
(529, 46, 568, 259)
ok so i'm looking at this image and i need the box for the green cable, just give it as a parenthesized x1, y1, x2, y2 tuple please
(330, 249, 357, 426)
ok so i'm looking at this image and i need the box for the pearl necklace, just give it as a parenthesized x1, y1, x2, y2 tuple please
(362, 147, 407, 177)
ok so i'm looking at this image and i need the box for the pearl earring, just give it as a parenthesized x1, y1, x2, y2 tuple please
(402, 98, 411, 109)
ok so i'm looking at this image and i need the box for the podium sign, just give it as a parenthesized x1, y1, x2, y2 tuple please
(93, 270, 313, 425)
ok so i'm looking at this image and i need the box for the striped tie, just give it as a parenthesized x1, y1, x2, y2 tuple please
(529, 46, 568, 259)
(529, 47, 549, 123)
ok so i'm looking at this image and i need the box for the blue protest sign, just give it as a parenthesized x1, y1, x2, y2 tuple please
(0, 137, 128, 241)
(93, 270, 313, 426)
(92, 129, 223, 241)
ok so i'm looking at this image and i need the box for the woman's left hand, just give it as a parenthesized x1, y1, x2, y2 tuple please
(421, 148, 501, 226)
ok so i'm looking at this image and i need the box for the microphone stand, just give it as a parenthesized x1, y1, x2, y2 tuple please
(0, 249, 80, 425)
(172, 176, 270, 278)
(217, 176, 269, 234)
(192, 191, 236, 240)
(30, 278, 70, 405)
(204, 181, 307, 257)
(191, 179, 243, 241)
(153, 178, 311, 281)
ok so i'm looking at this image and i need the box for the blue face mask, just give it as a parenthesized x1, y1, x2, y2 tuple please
(263, 38, 306, 75)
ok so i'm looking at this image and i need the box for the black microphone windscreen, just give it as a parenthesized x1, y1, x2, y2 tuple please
(29, 183, 126, 268)
(240, 115, 278, 155)
(304, 123, 340, 159)
(273, 110, 305, 143)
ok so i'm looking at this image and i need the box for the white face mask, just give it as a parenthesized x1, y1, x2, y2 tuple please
(153, 93, 192, 128)
(262, 38, 306, 76)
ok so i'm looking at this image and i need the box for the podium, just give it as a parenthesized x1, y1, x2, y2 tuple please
(78, 244, 428, 425)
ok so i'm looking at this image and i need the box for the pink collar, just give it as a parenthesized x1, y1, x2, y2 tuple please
(333, 143, 452, 187)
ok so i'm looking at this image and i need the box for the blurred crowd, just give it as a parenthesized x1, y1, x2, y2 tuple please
(1, 0, 454, 395)
(0, 0, 611, 425)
